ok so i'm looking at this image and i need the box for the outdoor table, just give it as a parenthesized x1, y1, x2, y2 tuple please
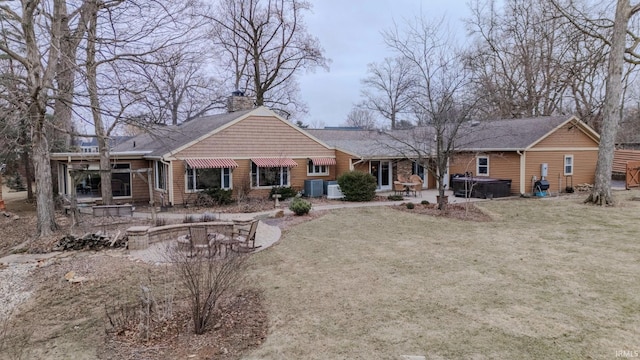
(400, 182, 419, 196)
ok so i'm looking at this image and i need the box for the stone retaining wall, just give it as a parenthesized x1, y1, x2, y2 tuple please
(126, 221, 236, 250)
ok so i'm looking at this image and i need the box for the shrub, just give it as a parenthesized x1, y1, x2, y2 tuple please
(203, 188, 234, 205)
(289, 197, 312, 216)
(337, 171, 377, 202)
(406, 202, 415, 209)
(387, 194, 404, 201)
(421, 200, 430, 205)
(269, 186, 298, 200)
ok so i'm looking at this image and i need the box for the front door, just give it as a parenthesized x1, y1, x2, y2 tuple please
(370, 160, 391, 190)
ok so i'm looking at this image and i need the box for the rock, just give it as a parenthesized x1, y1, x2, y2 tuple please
(64, 271, 76, 280)
(272, 210, 284, 218)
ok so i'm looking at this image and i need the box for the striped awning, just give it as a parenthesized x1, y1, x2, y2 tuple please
(184, 158, 238, 169)
(251, 158, 298, 167)
(310, 157, 336, 166)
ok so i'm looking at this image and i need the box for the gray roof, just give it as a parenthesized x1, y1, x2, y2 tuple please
(306, 129, 424, 158)
(458, 115, 575, 150)
(309, 115, 580, 158)
(112, 109, 254, 157)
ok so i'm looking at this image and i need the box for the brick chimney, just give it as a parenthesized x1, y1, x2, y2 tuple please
(227, 90, 255, 112)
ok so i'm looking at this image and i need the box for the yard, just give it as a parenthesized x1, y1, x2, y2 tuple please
(2, 190, 640, 359)
(245, 193, 640, 359)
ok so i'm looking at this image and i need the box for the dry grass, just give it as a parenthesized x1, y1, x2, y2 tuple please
(245, 191, 640, 359)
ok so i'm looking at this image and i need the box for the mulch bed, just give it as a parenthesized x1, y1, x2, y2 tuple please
(392, 202, 493, 222)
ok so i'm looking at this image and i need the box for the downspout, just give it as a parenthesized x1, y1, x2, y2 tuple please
(351, 158, 366, 170)
(162, 158, 173, 206)
(517, 150, 525, 195)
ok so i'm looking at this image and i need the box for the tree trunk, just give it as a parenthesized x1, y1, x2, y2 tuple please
(22, 147, 33, 201)
(32, 108, 58, 236)
(86, 1, 112, 205)
(585, 0, 629, 205)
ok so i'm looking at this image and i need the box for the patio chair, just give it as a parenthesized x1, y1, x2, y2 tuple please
(189, 226, 214, 257)
(393, 181, 405, 196)
(409, 175, 423, 197)
(231, 220, 261, 253)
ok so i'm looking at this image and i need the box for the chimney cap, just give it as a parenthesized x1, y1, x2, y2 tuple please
(231, 90, 245, 97)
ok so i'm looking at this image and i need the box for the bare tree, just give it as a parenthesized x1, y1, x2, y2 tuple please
(344, 105, 378, 130)
(77, 0, 208, 204)
(209, 0, 329, 118)
(52, 1, 89, 149)
(464, 0, 595, 120)
(360, 57, 416, 129)
(382, 16, 477, 210)
(0, 0, 63, 236)
(131, 48, 226, 126)
(552, 0, 640, 204)
(585, 0, 640, 205)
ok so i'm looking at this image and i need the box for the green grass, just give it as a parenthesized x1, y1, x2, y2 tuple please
(245, 192, 640, 359)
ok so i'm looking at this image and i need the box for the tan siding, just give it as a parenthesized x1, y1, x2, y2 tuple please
(533, 123, 599, 148)
(335, 150, 353, 177)
(613, 149, 640, 174)
(172, 160, 187, 205)
(450, 152, 521, 194)
(176, 116, 335, 158)
(354, 162, 369, 174)
(524, 150, 597, 193)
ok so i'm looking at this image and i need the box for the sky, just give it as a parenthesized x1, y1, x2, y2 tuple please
(298, 0, 472, 128)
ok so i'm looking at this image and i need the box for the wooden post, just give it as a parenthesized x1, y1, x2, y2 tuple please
(148, 169, 156, 224)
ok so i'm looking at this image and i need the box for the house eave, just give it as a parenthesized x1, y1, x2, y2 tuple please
(50, 151, 151, 161)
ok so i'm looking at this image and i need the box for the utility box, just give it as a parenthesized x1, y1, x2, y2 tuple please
(323, 180, 338, 195)
(304, 179, 324, 198)
(541, 163, 548, 177)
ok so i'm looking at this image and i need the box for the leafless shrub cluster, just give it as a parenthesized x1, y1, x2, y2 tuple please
(167, 247, 248, 335)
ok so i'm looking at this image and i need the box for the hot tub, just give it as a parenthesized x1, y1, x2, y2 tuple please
(450, 176, 512, 199)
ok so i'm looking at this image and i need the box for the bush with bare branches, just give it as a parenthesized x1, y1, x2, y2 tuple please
(167, 247, 247, 335)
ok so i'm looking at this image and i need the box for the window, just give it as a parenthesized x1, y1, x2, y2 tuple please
(251, 162, 289, 187)
(111, 163, 132, 197)
(307, 160, 328, 175)
(155, 161, 168, 191)
(477, 156, 489, 176)
(186, 167, 231, 191)
(564, 155, 574, 175)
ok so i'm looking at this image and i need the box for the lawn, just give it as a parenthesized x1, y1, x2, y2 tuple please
(245, 192, 640, 359)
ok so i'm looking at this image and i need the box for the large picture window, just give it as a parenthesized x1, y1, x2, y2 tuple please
(477, 156, 489, 176)
(186, 167, 231, 191)
(251, 162, 289, 187)
(155, 161, 168, 191)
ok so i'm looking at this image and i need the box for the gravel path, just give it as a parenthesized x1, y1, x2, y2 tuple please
(0, 263, 36, 321)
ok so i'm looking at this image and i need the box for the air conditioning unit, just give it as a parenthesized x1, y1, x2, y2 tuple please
(304, 179, 324, 198)
(327, 184, 344, 199)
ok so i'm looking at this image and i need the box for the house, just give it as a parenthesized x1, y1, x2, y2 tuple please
(309, 115, 600, 196)
(50, 107, 598, 205)
(51, 102, 338, 206)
